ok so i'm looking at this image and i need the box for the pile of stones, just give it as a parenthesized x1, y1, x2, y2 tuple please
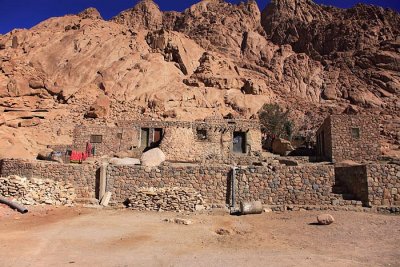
(0, 175, 76, 206)
(126, 187, 207, 212)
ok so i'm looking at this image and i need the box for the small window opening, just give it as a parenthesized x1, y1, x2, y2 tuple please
(351, 128, 360, 139)
(117, 133, 123, 139)
(196, 129, 207, 140)
(90, 135, 103, 143)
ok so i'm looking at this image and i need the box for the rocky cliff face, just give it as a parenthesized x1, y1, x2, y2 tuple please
(0, 0, 398, 159)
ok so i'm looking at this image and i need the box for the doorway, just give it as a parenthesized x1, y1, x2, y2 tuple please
(151, 128, 163, 147)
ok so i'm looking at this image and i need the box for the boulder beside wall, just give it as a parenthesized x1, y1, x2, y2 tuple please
(272, 138, 294, 156)
(140, 148, 166, 167)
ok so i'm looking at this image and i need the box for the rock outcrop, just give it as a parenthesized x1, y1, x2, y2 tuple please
(0, 0, 398, 159)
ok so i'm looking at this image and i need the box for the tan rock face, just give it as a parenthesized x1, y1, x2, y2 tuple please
(0, 0, 398, 159)
(112, 0, 163, 31)
(85, 95, 111, 119)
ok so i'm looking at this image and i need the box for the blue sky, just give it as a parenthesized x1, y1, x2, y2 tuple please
(0, 0, 399, 34)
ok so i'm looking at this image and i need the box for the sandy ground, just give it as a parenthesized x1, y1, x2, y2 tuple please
(0, 205, 399, 267)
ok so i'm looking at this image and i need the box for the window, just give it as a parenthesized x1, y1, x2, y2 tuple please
(233, 131, 246, 153)
(351, 127, 360, 139)
(140, 128, 150, 148)
(90, 135, 103, 143)
(117, 133, 123, 139)
(196, 129, 207, 140)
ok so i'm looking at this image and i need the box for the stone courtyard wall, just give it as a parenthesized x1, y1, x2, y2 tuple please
(0, 159, 98, 199)
(366, 164, 400, 206)
(1, 158, 398, 210)
(105, 163, 337, 206)
(335, 165, 369, 205)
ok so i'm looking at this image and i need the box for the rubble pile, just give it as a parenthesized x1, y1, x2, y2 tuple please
(0, 175, 76, 206)
(126, 187, 207, 212)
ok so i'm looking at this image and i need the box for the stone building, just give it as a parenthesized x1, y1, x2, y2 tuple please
(73, 118, 262, 164)
(316, 115, 380, 163)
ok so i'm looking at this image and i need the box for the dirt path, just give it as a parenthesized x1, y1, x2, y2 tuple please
(0, 206, 399, 267)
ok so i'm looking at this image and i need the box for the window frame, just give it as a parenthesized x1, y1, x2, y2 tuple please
(90, 135, 103, 143)
(196, 129, 208, 141)
(351, 127, 360, 139)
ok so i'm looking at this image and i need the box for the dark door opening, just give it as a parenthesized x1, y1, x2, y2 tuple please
(233, 132, 246, 154)
(151, 128, 163, 148)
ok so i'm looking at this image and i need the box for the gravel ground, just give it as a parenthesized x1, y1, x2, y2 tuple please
(0, 205, 399, 267)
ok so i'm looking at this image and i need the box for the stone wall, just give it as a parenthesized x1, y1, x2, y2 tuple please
(74, 119, 262, 164)
(125, 187, 206, 212)
(0, 175, 76, 206)
(367, 164, 400, 206)
(1, 158, 397, 211)
(73, 125, 139, 156)
(316, 117, 332, 161)
(0, 159, 98, 199)
(105, 163, 337, 206)
(335, 165, 369, 205)
(316, 115, 380, 163)
(234, 165, 336, 205)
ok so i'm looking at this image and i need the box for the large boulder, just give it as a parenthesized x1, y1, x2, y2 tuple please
(109, 157, 140, 165)
(37, 149, 53, 160)
(317, 214, 335, 225)
(272, 138, 294, 156)
(140, 148, 166, 167)
(85, 95, 110, 119)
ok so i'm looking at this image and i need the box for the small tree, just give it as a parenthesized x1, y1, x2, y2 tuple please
(258, 103, 293, 140)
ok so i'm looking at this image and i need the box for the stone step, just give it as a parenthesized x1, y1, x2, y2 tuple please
(331, 199, 363, 206)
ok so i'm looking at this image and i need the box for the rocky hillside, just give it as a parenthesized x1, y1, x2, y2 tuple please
(0, 0, 398, 159)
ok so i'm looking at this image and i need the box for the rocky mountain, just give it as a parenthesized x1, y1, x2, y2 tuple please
(0, 0, 398, 159)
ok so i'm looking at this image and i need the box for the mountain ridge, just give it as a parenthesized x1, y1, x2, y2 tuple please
(0, 0, 398, 159)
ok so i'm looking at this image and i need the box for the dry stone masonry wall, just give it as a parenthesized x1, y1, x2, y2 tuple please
(105, 163, 338, 206)
(1, 159, 398, 212)
(0, 175, 76, 206)
(125, 187, 207, 212)
(335, 165, 369, 205)
(317, 115, 380, 163)
(367, 164, 400, 206)
(234, 165, 336, 206)
(0, 159, 98, 199)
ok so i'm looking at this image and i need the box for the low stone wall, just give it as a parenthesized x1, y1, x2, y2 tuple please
(0, 159, 98, 199)
(367, 164, 400, 206)
(234, 165, 336, 206)
(106, 164, 230, 204)
(335, 165, 369, 205)
(106, 163, 337, 206)
(1, 158, 398, 212)
(125, 187, 207, 212)
(0, 175, 76, 206)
